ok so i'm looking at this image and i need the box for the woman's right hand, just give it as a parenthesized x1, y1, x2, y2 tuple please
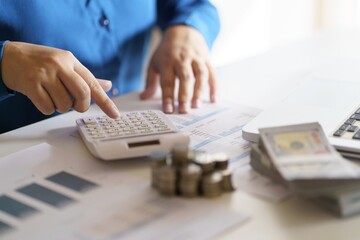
(1, 41, 120, 118)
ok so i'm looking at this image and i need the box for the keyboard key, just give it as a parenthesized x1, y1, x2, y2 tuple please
(339, 124, 350, 131)
(353, 131, 360, 140)
(333, 130, 345, 137)
(345, 118, 356, 125)
(356, 108, 360, 114)
(350, 114, 360, 120)
(348, 126, 359, 132)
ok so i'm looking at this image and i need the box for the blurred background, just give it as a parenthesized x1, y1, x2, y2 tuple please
(211, 0, 360, 66)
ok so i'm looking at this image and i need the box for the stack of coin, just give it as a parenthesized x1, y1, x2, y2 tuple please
(179, 163, 202, 197)
(191, 152, 215, 174)
(212, 153, 229, 170)
(218, 169, 235, 192)
(171, 144, 190, 167)
(156, 165, 177, 196)
(150, 146, 235, 198)
(201, 172, 223, 198)
(150, 151, 168, 188)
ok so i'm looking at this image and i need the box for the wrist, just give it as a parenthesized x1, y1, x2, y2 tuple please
(0, 41, 15, 96)
(0, 40, 9, 79)
(164, 24, 195, 37)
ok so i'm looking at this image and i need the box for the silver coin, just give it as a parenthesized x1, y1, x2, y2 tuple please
(212, 152, 229, 170)
(180, 163, 202, 180)
(201, 172, 223, 198)
(150, 151, 168, 168)
(192, 152, 215, 174)
(171, 144, 190, 166)
(218, 169, 235, 192)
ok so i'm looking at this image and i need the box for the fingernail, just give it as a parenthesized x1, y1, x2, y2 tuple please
(99, 80, 112, 92)
(179, 103, 189, 113)
(140, 90, 149, 100)
(112, 104, 121, 119)
(191, 99, 201, 108)
(164, 103, 173, 113)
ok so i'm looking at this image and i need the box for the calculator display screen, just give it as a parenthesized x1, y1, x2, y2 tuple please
(128, 140, 160, 148)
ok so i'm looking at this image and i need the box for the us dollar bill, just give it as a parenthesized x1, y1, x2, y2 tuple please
(250, 123, 360, 217)
(259, 122, 360, 182)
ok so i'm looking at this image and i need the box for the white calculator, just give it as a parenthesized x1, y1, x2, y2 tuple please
(76, 110, 189, 161)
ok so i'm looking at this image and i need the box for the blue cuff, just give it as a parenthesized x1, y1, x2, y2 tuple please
(158, 4, 220, 48)
(0, 40, 15, 101)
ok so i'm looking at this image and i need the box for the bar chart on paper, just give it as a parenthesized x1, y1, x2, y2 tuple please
(0, 169, 100, 236)
(0, 142, 248, 240)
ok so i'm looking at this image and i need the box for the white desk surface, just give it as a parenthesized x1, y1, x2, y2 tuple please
(2, 28, 360, 240)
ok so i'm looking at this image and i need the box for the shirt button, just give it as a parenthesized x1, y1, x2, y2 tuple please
(99, 16, 110, 27)
(112, 88, 119, 96)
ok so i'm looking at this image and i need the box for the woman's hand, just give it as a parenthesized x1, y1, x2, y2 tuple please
(1, 42, 120, 118)
(141, 25, 216, 113)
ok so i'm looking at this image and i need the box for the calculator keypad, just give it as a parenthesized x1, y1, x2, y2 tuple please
(78, 110, 174, 140)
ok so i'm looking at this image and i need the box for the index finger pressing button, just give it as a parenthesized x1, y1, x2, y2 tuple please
(75, 63, 120, 119)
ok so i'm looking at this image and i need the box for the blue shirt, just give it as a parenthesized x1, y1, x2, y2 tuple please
(0, 0, 220, 133)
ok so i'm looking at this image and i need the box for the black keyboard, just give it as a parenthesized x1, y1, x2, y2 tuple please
(333, 108, 360, 140)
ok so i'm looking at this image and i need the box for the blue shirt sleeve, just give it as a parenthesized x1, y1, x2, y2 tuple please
(156, 0, 220, 48)
(0, 40, 15, 101)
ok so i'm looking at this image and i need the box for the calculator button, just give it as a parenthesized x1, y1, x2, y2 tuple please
(138, 127, 151, 130)
(89, 131, 104, 135)
(154, 125, 166, 128)
(157, 128, 171, 132)
(92, 134, 105, 139)
(83, 117, 97, 125)
(140, 130, 153, 134)
(109, 133, 120, 137)
(86, 126, 101, 131)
